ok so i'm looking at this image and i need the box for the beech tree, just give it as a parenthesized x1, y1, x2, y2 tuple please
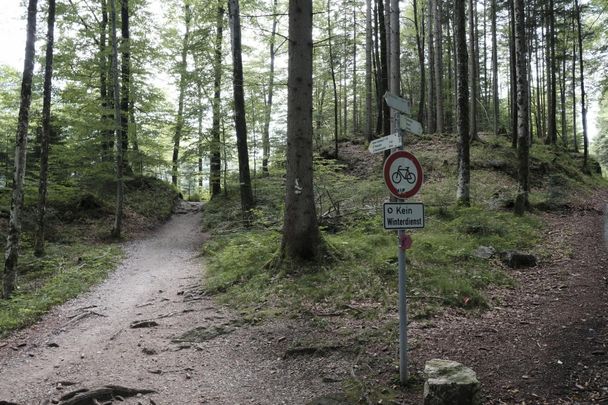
(228, 0, 254, 214)
(280, 0, 321, 262)
(3, 0, 38, 298)
(35, 0, 57, 257)
(455, 0, 470, 206)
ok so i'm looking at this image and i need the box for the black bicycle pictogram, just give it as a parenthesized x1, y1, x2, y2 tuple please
(391, 165, 416, 185)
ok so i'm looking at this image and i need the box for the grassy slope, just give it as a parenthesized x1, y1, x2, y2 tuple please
(0, 175, 179, 336)
(201, 134, 605, 322)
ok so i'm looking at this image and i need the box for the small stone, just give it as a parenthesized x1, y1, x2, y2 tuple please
(186, 373, 192, 379)
(47, 342, 59, 348)
(472, 246, 496, 260)
(142, 347, 157, 355)
(423, 359, 481, 405)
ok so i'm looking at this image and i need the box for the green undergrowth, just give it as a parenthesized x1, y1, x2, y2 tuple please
(0, 174, 177, 335)
(201, 134, 605, 321)
(0, 243, 122, 336)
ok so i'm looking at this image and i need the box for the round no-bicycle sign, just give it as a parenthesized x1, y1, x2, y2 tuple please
(383, 150, 423, 198)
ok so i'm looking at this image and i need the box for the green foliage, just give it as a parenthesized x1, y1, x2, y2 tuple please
(0, 244, 122, 336)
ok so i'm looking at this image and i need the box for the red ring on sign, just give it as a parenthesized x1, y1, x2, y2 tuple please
(383, 150, 423, 199)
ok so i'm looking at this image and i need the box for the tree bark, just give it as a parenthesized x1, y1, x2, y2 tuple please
(434, 0, 443, 133)
(574, 0, 588, 170)
(468, 0, 479, 142)
(514, 0, 529, 215)
(281, 0, 321, 262)
(365, 0, 373, 141)
(3, 0, 38, 298)
(211, 4, 224, 198)
(491, 0, 499, 135)
(228, 0, 255, 214)
(413, 0, 425, 125)
(377, 0, 390, 136)
(171, 2, 191, 188)
(455, 0, 470, 206)
(262, 0, 278, 176)
(34, 0, 56, 257)
(545, 0, 557, 145)
(427, 0, 436, 133)
(110, 0, 124, 238)
(120, 0, 133, 174)
(571, 14, 578, 152)
(326, 0, 339, 156)
(508, 0, 517, 147)
(99, 0, 114, 161)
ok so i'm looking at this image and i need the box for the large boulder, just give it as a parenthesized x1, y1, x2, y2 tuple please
(423, 359, 481, 405)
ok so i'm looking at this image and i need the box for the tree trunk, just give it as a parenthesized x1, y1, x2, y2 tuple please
(574, 0, 588, 170)
(545, 0, 557, 145)
(326, 0, 339, 156)
(110, 0, 124, 238)
(491, 0, 499, 135)
(3, 0, 38, 298)
(455, 0, 469, 206)
(508, 0, 517, 148)
(34, 0, 56, 257)
(468, 0, 479, 142)
(571, 15, 578, 152)
(99, 0, 114, 161)
(434, 0, 443, 133)
(120, 0, 133, 175)
(210, 4, 224, 198)
(377, 0, 390, 136)
(365, 0, 373, 141)
(262, 0, 277, 177)
(228, 0, 255, 214)
(514, 0, 529, 215)
(352, 8, 358, 135)
(427, 0, 436, 133)
(281, 0, 321, 262)
(413, 0, 425, 125)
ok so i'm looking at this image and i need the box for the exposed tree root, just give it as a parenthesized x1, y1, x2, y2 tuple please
(58, 385, 155, 405)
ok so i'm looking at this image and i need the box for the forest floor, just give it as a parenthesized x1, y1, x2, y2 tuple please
(0, 190, 607, 404)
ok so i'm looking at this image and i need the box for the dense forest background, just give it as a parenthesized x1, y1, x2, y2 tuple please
(1, 0, 607, 198)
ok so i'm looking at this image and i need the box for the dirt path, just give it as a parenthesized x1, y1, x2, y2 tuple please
(0, 201, 350, 405)
(402, 189, 608, 403)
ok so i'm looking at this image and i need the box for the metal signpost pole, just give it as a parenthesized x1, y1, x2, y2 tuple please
(394, 111, 408, 385)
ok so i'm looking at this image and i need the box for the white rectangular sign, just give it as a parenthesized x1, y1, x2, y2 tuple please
(399, 115, 423, 136)
(383, 202, 425, 229)
(368, 133, 402, 154)
(384, 92, 411, 114)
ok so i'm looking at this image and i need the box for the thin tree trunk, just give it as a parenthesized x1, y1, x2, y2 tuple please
(468, 0, 479, 141)
(560, 47, 567, 146)
(413, 0, 425, 125)
(281, 0, 321, 262)
(172, 3, 191, 187)
(228, 0, 255, 214)
(571, 15, 578, 152)
(509, 0, 517, 147)
(35, 0, 56, 257)
(327, 0, 339, 156)
(352, 7, 358, 135)
(262, 0, 277, 177)
(3, 0, 38, 299)
(210, 4, 224, 198)
(574, 0, 588, 170)
(99, 0, 113, 161)
(491, 0, 499, 135)
(514, 0, 529, 215)
(377, 0, 390, 136)
(110, 0, 124, 238)
(455, 0, 469, 206)
(545, 0, 557, 145)
(120, 0, 133, 174)
(427, 0, 436, 133)
(434, 0, 443, 133)
(365, 0, 373, 141)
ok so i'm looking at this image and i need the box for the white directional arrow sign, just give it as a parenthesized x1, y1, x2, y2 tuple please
(368, 133, 402, 154)
(399, 115, 423, 136)
(384, 91, 411, 114)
